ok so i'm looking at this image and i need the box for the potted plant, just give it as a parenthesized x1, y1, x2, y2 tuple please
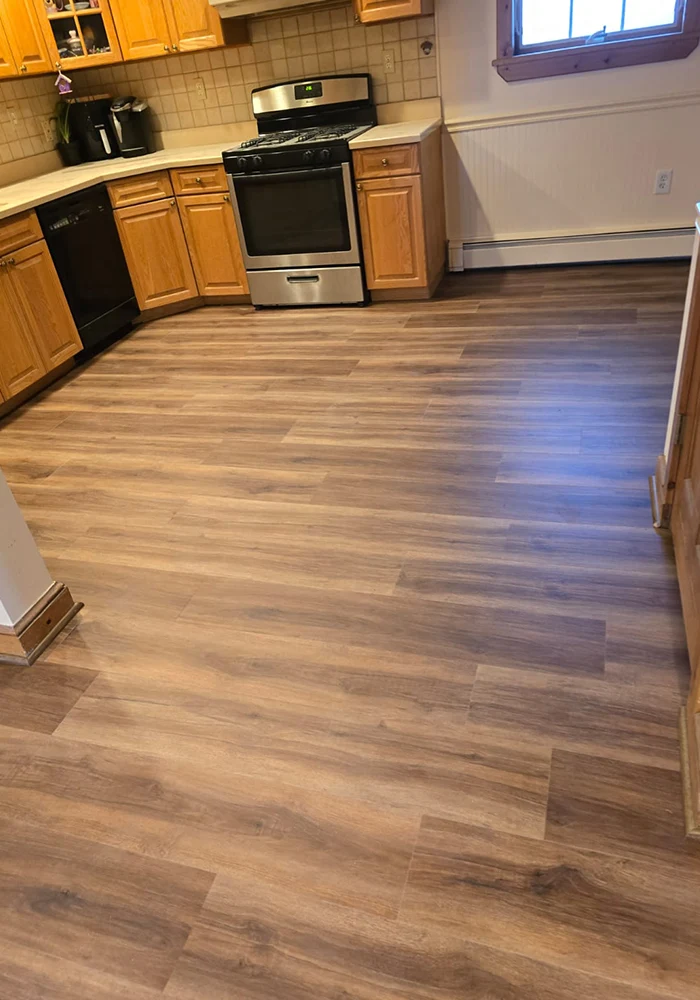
(52, 101, 83, 167)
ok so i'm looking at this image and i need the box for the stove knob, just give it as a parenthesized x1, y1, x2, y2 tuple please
(236, 156, 250, 171)
(252, 155, 264, 169)
(302, 149, 315, 163)
(318, 148, 332, 163)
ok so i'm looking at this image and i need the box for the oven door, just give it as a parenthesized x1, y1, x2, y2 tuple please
(228, 162, 361, 270)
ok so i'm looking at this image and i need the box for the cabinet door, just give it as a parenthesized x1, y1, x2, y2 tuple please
(5, 0, 53, 75)
(8, 241, 83, 371)
(357, 175, 427, 290)
(164, 0, 223, 51)
(115, 197, 198, 311)
(178, 193, 248, 298)
(354, 0, 430, 24)
(0, 261, 46, 399)
(110, 0, 172, 61)
(0, 18, 18, 77)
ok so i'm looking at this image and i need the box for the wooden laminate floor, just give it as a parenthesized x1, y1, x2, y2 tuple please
(0, 261, 696, 1000)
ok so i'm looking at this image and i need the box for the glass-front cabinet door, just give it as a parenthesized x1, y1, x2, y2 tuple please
(35, 0, 122, 69)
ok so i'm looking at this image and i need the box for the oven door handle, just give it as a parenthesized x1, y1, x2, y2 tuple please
(234, 166, 343, 184)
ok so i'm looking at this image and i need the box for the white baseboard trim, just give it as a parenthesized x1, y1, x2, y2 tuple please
(448, 228, 694, 271)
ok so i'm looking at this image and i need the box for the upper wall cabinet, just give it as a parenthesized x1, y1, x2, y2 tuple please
(34, 0, 122, 70)
(353, 0, 434, 24)
(110, 0, 223, 60)
(0, 17, 18, 76)
(164, 0, 223, 51)
(4, 0, 53, 75)
(109, 0, 172, 61)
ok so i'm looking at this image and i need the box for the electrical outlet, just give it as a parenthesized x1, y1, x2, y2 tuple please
(382, 49, 395, 74)
(193, 77, 207, 103)
(41, 118, 54, 143)
(654, 169, 674, 195)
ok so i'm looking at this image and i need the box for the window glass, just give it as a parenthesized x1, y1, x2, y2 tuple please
(521, 0, 679, 46)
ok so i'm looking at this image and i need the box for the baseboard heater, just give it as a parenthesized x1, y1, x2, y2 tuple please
(449, 227, 695, 271)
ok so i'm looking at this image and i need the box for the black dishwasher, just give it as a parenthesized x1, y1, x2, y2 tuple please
(36, 184, 138, 355)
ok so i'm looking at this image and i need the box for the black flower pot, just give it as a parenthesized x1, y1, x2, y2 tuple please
(56, 140, 83, 167)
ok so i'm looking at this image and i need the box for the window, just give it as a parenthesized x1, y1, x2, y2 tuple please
(494, 0, 700, 81)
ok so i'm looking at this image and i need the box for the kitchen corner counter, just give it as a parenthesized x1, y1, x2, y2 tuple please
(0, 143, 251, 221)
(348, 118, 442, 150)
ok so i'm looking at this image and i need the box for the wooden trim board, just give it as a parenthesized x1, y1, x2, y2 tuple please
(0, 584, 82, 665)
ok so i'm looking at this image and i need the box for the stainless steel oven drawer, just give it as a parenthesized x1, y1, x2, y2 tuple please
(247, 267, 365, 307)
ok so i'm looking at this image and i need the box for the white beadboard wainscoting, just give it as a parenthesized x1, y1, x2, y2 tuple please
(443, 95, 699, 270)
(438, 0, 700, 270)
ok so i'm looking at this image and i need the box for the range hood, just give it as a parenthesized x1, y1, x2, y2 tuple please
(210, 0, 321, 17)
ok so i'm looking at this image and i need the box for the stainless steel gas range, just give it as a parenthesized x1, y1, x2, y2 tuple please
(222, 74, 377, 308)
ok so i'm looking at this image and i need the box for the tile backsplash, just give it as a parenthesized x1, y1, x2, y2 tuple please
(0, 3, 437, 179)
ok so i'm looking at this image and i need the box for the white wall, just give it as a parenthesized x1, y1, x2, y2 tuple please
(438, 0, 700, 251)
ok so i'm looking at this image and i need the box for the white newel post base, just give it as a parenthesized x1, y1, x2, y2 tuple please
(0, 469, 81, 665)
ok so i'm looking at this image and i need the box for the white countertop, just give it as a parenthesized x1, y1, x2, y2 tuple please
(348, 118, 442, 150)
(0, 143, 239, 221)
(0, 118, 443, 220)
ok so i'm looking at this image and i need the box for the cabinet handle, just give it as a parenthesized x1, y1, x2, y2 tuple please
(381, 158, 389, 166)
(20, 64, 27, 73)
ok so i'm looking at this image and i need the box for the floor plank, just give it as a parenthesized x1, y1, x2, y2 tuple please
(0, 260, 693, 998)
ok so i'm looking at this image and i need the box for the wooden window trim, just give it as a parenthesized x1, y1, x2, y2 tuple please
(493, 0, 700, 82)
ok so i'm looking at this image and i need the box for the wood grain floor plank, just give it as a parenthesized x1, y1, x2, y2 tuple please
(401, 815, 700, 1000)
(0, 815, 213, 990)
(163, 865, 680, 1000)
(546, 749, 699, 863)
(0, 260, 692, 999)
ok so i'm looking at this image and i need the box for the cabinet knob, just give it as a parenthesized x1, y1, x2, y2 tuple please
(6, 258, 15, 266)
(172, 44, 178, 51)
(356, 183, 362, 192)
(195, 176, 202, 184)
(164, 45, 171, 52)
(20, 65, 28, 73)
(170, 199, 176, 206)
(0, 261, 6, 269)
(223, 194, 230, 201)
(381, 158, 389, 166)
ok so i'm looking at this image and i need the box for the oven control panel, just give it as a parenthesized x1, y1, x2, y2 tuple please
(224, 143, 351, 175)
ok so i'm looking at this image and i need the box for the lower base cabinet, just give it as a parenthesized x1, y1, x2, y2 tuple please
(114, 196, 198, 311)
(0, 239, 82, 400)
(178, 192, 249, 298)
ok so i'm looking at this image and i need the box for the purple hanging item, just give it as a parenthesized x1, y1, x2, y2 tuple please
(55, 69, 73, 95)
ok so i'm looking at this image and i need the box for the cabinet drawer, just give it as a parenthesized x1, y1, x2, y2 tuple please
(0, 211, 43, 256)
(107, 171, 174, 209)
(170, 164, 228, 195)
(353, 144, 420, 179)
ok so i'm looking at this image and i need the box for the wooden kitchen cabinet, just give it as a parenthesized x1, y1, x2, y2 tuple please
(0, 239, 82, 399)
(353, 0, 433, 24)
(114, 197, 198, 311)
(0, 265, 46, 399)
(110, 0, 225, 60)
(164, 0, 223, 51)
(0, 17, 18, 77)
(354, 128, 445, 299)
(4, 0, 53, 76)
(357, 176, 426, 289)
(178, 192, 248, 298)
(109, 0, 172, 61)
(32, 0, 122, 71)
(9, 241, 83, 371)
